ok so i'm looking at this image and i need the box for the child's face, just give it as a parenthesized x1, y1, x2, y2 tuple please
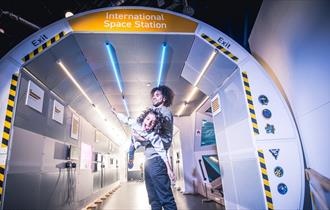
(142, 113, 156, 131)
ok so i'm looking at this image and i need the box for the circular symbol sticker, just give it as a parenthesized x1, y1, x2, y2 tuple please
(274, 166, 284, 177)
(262, 109, 272, 119)
(278, 183, 288, 195)
(258, 95, 269, 105)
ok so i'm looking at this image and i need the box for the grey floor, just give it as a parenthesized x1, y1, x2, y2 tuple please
(101, 181, 225, 210)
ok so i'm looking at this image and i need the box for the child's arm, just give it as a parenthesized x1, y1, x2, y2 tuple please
(112, 108, 135, 126)
(164, 159, 176, 182)
(132, 127, 149, 141)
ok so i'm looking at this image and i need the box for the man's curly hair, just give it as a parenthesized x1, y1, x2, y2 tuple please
(136, 108, 168, 135)
(150, 85, 174, 107)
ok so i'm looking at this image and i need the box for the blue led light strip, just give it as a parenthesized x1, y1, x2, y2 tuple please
(106, 43, 123, 93)
(157, 42, 167, 87)
(106, 43, 130, 117)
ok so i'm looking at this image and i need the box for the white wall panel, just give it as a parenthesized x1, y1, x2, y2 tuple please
(174, 115, 195, 193)
(250, 1, 330, 178)
(297, 102, 330, 177)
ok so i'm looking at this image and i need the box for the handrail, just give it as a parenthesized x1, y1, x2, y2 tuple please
(305, 168, 330, 210)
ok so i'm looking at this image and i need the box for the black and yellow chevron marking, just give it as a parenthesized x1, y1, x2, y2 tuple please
(0, 74, 18, 204)
(201, 33, 238, 62)
(2, 74, 18, 148)
(258, 150, 274, 210)
(310, 191, 316, 210)
(0, 164, 5, 204)
(242, 71, 259, 135)
(21, 31, 66, 63)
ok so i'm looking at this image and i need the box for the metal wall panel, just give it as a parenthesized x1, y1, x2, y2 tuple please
(8, 127, 44, 173)
(39, 172, 78, 210)
(14, 71, 67, 141)
(76, 169, 93, 201)
(14, 72, 49, 136)
(93, 171, 102, 191)
(104, 169, 119, 186)
(5, 72, 118, 209)
(232, 159, 264, 209)
(3, 173, 41, 210)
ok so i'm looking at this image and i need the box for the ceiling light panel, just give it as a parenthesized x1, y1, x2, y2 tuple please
(157, 42, 167, 86)
(106, 43, 124, 93)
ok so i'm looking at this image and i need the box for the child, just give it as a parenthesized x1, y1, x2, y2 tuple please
(112, 108, 173, 175)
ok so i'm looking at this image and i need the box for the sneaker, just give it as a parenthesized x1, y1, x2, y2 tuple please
(128, 159, 134, 169)
(128, 144, 135, 161)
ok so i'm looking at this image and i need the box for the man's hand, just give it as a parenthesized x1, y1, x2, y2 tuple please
(165, 160, 176, 183)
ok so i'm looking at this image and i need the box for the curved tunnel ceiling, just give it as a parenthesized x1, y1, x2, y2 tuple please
(14, 7, 238, 133)
(22, 30, 212, 122)
(1, 6, 240, 144)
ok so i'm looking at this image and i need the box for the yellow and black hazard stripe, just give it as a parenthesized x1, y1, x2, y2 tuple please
(0, 74, 18, 203)
(242, 71, 259, 135)
(2, 74, 18, 148)
(310, 191, 316, 210)
(200, 33, 238, 62)
(258, 149, 274, 210)
(0, 165, 5, 203)
(22, 31, 66, 63)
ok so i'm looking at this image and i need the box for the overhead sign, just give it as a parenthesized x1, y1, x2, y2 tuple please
(69, 9, 198, 33)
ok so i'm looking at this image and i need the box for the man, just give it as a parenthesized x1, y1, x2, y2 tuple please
(133, 85, 177, 210)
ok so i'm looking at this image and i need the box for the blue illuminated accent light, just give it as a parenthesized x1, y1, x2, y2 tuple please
(157, 42, 167, 87)
(106, 43, 123, 93)
(106, 43, 130, 116)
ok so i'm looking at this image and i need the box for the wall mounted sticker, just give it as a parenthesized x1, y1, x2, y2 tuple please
(274, 166, 284, 177)
(70, 113, 80, 140)
(277, 183, 288, 195)
(25, 80, 44, 113)
(265, 124, 275, 134)
(258, 95, 269, 105)
(52, 100, 64, 124)
(262, 109, 272, 119)
(269, 149, 280, 160)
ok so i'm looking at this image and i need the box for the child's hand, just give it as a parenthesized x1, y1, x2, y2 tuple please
(167, 168, 176, 183)
(132, 132, 148, 141)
